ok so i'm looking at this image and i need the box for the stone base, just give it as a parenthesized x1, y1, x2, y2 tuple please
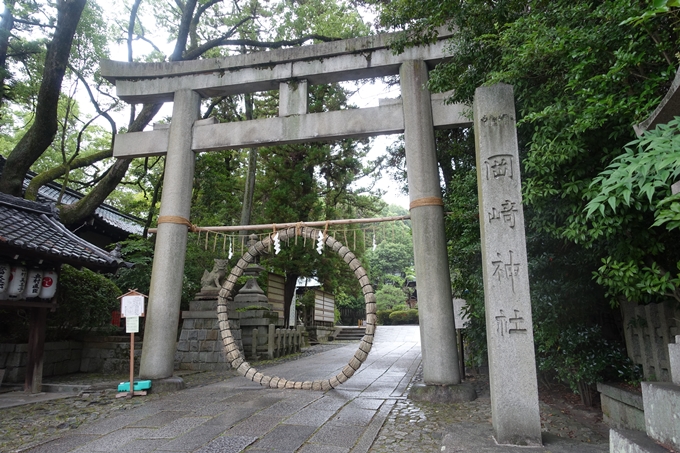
(597, 382, 645, 432)
(306, 326, 335, 344)
(150, 376, 185, 394)
(642, 382, 680, 451)
(610, 428, 672, 453)
(408, 382, 477, 403)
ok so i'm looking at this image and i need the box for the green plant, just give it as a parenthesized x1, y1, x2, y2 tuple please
(50, 264, 122, 340)
(377, 309, 393, 325)
(388, 309, 418, 325)
(587, 117, 680, 232)
(538, 325, 636, 406)
(375, 285, 406, 311)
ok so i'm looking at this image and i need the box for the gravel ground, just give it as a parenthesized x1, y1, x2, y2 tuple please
(370, 366, 609, 453)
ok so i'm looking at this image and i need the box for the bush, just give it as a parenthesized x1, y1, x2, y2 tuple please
(377, 309, 393, 325)
(375, 285, 407, 311)
(538, 325, 638, 406)
(50, 264, 122, 340)
(388, 309, 418, 325)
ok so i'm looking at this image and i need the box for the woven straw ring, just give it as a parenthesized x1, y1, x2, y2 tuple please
(216, 226, 377, 390)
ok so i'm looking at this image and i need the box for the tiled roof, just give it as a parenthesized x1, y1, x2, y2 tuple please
(29, 181, 144, 236)
(0, 192, 122, 271)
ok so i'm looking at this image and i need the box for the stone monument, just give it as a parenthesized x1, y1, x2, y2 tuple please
(474, 83, 542, 446)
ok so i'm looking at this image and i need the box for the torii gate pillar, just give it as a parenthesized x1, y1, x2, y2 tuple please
(400, 61, 461, 386)
(139, 89, 201, 380)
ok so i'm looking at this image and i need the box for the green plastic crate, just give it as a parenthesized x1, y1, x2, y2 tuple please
(117, 380, 152, 392)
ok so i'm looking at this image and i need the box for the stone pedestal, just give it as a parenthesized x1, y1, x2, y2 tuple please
(176, 291, 240, 372)
(610, 335, 680, 452)
(597, 382, 645, 432)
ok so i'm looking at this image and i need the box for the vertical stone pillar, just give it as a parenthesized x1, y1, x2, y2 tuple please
(140, 89, 201, 380)
(24, 307, 47, 393)
(400, 60, 461, 385)
(279, 80, 308, 116)
(473, 83, 542, 446)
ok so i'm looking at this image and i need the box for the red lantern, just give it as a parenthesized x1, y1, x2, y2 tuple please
(38, 270, 58, 299)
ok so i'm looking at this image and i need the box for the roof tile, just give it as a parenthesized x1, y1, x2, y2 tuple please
(0, 193, 121, 270)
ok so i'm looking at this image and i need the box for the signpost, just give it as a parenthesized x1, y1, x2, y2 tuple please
(117, 290, 148, 399)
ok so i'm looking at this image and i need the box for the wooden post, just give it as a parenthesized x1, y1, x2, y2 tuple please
(24, 307, 47, 393)
(128, 331, 135, 399)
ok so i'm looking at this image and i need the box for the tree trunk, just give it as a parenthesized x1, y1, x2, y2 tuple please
(24, 149, 112, 200)
(0, 0, 87, 197)
(0, 0, 16, 105)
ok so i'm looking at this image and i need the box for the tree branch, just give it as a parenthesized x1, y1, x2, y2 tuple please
(24, 148, 113, 200)
(183, 32, 342, 61)
(171, 0, 197, 61)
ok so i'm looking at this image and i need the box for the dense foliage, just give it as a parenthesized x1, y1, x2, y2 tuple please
(50, 264, 122, 340)
(361, 0, 675, 395)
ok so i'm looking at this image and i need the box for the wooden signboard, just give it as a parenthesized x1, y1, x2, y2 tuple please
(117, 290, 147, 399)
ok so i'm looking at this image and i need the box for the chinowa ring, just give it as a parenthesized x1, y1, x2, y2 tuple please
(216, 226, 376, 390)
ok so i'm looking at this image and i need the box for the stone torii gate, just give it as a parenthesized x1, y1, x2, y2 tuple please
(102, 31, 542, 446)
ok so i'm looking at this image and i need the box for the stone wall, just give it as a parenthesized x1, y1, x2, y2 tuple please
(80, 337, 142, 375)
(0, 339, 139, 383)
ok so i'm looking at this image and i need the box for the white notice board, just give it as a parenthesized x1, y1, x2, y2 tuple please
(126, 316, 140, 333)
(121, 295, 145, 318)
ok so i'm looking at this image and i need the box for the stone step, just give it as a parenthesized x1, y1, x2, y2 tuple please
(335, 328, 366, 340)
(610, 428, 672, 452)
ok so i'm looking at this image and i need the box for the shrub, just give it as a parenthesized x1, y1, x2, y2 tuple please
(375, 285, 407, 311)
(538, 325, 638, 406)
(50, 264, 122, 340)
(377, 309, 393, 325)
(388, 309, 418, 325)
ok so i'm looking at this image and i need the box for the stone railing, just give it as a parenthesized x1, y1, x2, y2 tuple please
(620, 299, 679, 381)
(251, 325, 304, 360)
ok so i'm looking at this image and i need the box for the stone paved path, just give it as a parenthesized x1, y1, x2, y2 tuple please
(1, 326, 610, 452)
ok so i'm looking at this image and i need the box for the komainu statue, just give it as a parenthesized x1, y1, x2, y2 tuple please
(201, 259, 228, 290)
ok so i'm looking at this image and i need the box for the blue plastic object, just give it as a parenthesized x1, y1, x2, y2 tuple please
(117, 380, 152, 392)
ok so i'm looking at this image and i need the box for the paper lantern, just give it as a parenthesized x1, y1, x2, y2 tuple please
(38, 270, 58, 299)
(8, 266, 27, 298)
(0, 263, 10, 293)
(24, 269, 43, 299)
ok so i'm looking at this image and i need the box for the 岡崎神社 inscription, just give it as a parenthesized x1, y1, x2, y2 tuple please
(474, 83, 542, 446)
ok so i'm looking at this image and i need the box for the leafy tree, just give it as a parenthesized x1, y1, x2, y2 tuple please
(0, 0, 365, 228)
(365, 0, 677, 389)
(375, 284, 407, 311)
(587, 117, 680, 305)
